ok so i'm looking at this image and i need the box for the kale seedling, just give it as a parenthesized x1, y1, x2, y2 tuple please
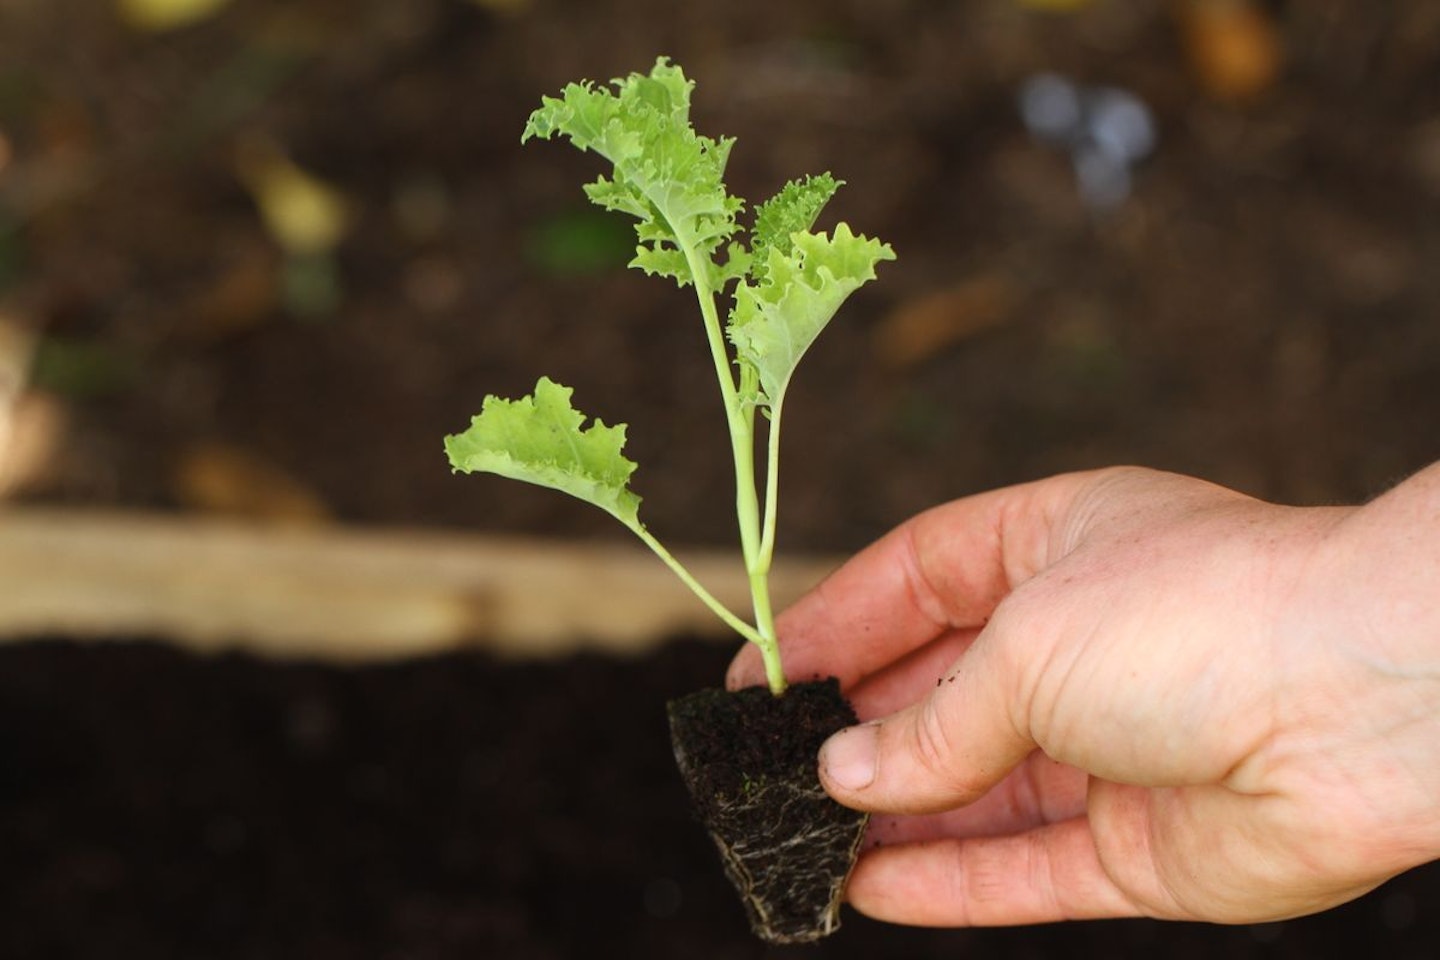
(444, 59, 893, 695)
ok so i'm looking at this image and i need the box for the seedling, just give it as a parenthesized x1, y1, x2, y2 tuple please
(444, 58, 892, 695)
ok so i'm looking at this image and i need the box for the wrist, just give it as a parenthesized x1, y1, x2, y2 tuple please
(1333, 464, 1440, 667)
(1305, 464, 1440, 868)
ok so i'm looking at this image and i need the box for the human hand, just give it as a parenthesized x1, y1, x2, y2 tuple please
(728, 466, 1440, 926)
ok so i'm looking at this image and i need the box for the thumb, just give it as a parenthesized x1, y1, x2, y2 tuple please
(818, 638, 1035, 815)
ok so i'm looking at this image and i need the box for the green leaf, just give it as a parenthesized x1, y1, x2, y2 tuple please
(728, 222, 895, 406)
(522, 57, 744, 289)
(444, 377, 642, 527)
(750, 173, 841, 284)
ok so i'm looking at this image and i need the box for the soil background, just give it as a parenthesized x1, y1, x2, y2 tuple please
(5, 637, 1440, 960)
(2, 0, 1440, 956)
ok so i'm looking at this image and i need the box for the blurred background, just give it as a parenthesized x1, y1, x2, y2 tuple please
(1, 0, 1439, 957)
(2, 0, 1437, 545)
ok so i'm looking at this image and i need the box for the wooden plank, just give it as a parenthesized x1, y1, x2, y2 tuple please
(0, 508, 839, 662)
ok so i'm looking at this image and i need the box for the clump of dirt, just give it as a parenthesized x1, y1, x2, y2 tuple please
(669, 680, 867, 943)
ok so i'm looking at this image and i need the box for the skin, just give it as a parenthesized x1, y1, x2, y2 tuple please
(728, 464, 1440, 927)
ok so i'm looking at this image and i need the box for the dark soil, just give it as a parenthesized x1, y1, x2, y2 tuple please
(3, 637, 1439, 959)
(3, 1, 1440, 956)
(669, 681, 859, 814)
(668, 680, 867, 942)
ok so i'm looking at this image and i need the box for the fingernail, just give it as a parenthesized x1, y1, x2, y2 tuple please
(821, 723, 878, 792)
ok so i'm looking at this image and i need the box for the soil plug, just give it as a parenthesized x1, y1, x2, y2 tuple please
(668, 681, 868, 943)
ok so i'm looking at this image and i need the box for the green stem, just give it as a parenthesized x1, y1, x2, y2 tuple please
(749, 397, 785, 696)
(758, 395, 785, 569)
(630, 525, 768, 649)
(679, 240, 785, 695)
(683, 256, 758, 544)
(747, 567, 784, 694)
(679, 245, 757, 560)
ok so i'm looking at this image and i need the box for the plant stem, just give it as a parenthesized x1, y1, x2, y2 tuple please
(747, 567, 785, 694)
(629, 524, 767, 649)
(680, 240, 786, 695)
(745, 400, 786, 696)
(681, 248, 759, 560)
(758, 396, 785, 569)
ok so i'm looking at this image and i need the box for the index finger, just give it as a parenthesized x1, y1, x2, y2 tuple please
(727, 470, 1100, 691)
